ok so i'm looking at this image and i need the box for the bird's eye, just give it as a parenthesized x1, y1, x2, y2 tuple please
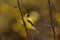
(27, 14, 29, 17)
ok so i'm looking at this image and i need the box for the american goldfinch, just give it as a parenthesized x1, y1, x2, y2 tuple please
(23, 11, 40, 30)
(23, 13, 35, 30)
(12, 11, 40, 37)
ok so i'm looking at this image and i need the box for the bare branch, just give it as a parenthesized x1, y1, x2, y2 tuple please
(48, 0, 56, 40)
(16, 0, 29, 40)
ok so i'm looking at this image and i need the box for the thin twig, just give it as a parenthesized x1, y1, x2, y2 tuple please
(48, 0, 56, 40)
(17, 0, 29, 40)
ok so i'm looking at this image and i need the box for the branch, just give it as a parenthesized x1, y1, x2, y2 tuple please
(48, 0, 56, 40)
(17, 0, 29, 40)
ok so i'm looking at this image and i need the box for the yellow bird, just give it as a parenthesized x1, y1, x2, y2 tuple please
(23, 11, 40, 30)
(23, 13, 35, 30)
(12, 11, 40, 37)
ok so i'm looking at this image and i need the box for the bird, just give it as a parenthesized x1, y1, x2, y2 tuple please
(23, 13, 35, 30)
(12, 11, 40, 37)
(23, 11, 40, 30)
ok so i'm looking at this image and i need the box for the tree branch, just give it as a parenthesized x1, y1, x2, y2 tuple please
(17, 0, 29, 40)
(48, 0, 56, 40)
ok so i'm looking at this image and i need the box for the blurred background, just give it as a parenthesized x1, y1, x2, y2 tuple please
(0, 0, 60, 40)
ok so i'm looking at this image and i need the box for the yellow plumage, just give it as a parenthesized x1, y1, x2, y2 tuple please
(23, 14, 34, 30)
(23, 11, 40, 30)
(12, 11, 40, 37)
